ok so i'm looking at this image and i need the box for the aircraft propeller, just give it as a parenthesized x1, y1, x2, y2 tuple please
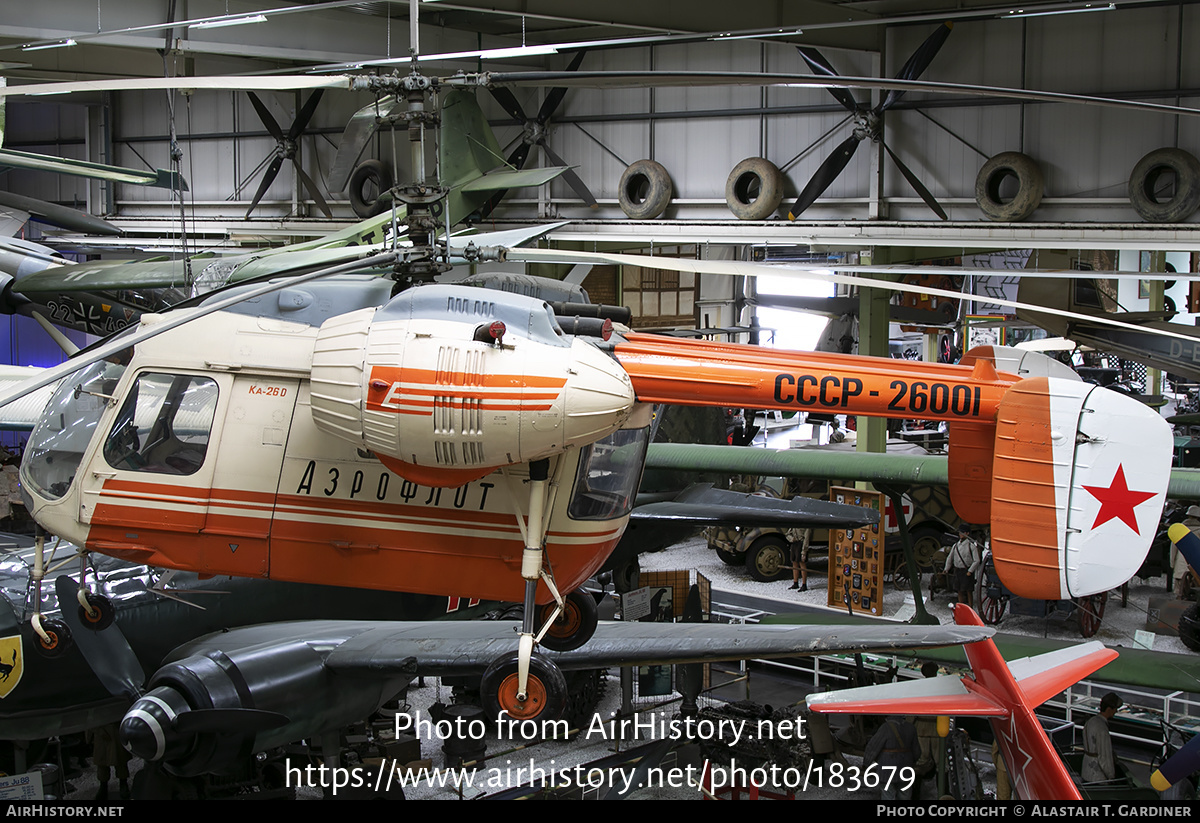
(789, 23, 953, 221)
(479, 50, 597, 219)
(243, 89, 332, 219)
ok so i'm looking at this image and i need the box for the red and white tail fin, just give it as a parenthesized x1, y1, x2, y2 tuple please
(806, 604, 1118, 800)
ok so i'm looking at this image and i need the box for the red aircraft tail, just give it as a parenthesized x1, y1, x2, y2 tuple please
(806, 604, 1117, 800)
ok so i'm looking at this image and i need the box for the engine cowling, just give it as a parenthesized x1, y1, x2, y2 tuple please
(309, 285, 636, 487)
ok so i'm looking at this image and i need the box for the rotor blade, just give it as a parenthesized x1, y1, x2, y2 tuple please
(246, 92, 285, 143)
(881, 138, 947, 220)
(536, 50, 587, 124)
(288, 89, 325, 141)
(294, 161, 333, 218)
(796, 47, 860, 113)
(500, 247, 1200, 345)
(0, 250, 398, 413)
(488, 86, 528, 123)
(54, 576, 144, 701)
(877, 22, 954, 113)
(540, 143, 597, 207)
(788, 134, 861, 220)
(245, 155, 285, 218)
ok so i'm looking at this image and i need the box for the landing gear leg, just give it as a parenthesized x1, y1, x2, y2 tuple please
(490, 458, 574, 724)
(28, 528, 72, 657)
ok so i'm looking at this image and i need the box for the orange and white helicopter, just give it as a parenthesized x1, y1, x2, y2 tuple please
(0, 238, 1176, 728)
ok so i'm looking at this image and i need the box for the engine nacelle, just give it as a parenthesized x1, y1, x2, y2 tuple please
(120, 632, 409, 777)
(310, 285, 636, 487)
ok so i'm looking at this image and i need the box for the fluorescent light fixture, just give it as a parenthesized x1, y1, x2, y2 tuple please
(710, 28, 804, 41)
(190, 13, 268, 30)
(22, 39, 76, 52)
(1000, 3, 1115, 18)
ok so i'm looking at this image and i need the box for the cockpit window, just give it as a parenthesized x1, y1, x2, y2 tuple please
(103, 373, 218, 475)
(567, 426, 649, 521)
(23, 360, 127, 501)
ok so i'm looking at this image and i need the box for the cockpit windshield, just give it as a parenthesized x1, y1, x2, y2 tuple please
(567, 426, 649, 521)
(23, 360, 127, 501)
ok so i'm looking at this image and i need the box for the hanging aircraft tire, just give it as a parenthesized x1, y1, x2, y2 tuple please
(618, 159, 672, 219)
(746, 534, 790, 582)
(77, 592, 115, 632)
(348, 159, 394, 219)
(538, 590, 599, 652)
(725, 157, 784, 220)
(1128, 148, 1200, 223)
(975, 152, 1043, 222)
(34, 618, 71, 658)
(481, 651, 567, 732)
(1179, 602, 1200, 652)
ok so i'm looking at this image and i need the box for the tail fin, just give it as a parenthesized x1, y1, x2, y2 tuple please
(808, 604, 1116, 800)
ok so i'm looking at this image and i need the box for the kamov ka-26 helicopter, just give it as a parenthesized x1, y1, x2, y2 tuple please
(0, 65, 1181, 732)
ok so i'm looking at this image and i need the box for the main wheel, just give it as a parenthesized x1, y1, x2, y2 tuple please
(34, 618, 71, 658)
(746, 535, 789, 582)
(975, 152, 1043, 222)
(481, 651, 567, 732)
(78, 592, 115, 631)
(538, 590, 598, 652)
(1076, 592, 1107, 638)
(1128, 148, 1200, 223)
(618, 159, 672, 219)
(348, 159, 394, 219)
(725, 157, 784, 220)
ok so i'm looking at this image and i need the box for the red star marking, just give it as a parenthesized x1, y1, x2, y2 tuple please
(1082, 465, 1157, 534)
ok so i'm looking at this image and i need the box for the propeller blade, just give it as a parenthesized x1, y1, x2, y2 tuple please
(246, 92, 285, 143)
(54, 576, 144, 701)
(541, 142, 597, 207)
(788, 134, 861, 219)
(287, 89, 325, 141)
(489, 86, 528, 123)
(245, 154, 284, 218)
(294, 162, 333, 218)
(796, 47, 861, 114)
(876, 22, 954, 113)
(536, 50, 587, 124)
(881, 138, 947, 220)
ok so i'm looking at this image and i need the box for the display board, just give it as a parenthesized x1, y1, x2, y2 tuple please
(828, 486, 884, 616)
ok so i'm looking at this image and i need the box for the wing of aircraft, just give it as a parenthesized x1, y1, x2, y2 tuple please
(109, 602, 989, 777)
(629, 483, 879, 527)
(807, 603, 1117, 801)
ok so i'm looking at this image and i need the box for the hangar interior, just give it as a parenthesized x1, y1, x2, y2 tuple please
(3, 0, 1200, 802)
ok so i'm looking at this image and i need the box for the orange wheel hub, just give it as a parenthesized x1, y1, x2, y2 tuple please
(496, 673, 548, 721)
(543, 601, 582, 639)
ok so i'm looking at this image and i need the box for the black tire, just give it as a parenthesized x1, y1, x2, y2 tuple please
(481, 651, 567, 731)
(77, 592, 115, 632)
(618, 159, 672, 219)
(612, 556, 640, 593)
(975, 152, 1043, 222)
(725, 157, 784, 220)
(33, 618, 71, 658)
(746, 535, 789, 582)
(537, 590, 598, 652)
(348, 159, 394, 219)
(715, 546, 744, 566)
(1128, 148, 1200, 223)
(1179, 602, 1200, 652)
